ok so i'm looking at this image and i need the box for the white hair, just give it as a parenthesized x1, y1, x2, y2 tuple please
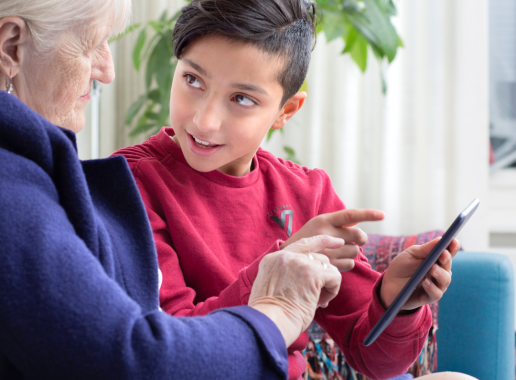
(0, 0, 131, 55)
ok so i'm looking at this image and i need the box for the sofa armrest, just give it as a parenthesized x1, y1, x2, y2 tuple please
(437, 251, 514, 379)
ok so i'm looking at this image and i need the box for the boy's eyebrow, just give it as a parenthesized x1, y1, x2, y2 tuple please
(183, 59, 209, 77)
(183, 58, 268, 96)
(231, 84, 268, 95)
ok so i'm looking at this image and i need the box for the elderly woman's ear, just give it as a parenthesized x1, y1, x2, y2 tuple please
(0, 16, 29, 87)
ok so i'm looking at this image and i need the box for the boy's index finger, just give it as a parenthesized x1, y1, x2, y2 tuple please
(324, 209, 384, 228)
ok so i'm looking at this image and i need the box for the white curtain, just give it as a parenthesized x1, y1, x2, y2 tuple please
(79, 0, 489, 250)
(263, 0, 490, 250)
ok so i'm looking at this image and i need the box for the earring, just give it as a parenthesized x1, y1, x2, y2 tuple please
(5, 69, 13, 94)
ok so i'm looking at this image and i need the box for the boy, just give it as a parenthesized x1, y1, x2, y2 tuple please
(115, 1, 458, 379)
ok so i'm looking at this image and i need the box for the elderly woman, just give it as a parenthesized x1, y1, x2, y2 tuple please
(0, 1, 479, 380)
(0, 1, 345, 379)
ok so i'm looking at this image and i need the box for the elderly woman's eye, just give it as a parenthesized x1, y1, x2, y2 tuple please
(234, 94, 256, 107)
(185, 74, 202, 89)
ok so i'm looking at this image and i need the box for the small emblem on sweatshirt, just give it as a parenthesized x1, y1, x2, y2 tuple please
(268, 205, 293, 237)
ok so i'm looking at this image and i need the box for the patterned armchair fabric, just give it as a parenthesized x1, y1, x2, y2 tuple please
(304, 230, 445, 380)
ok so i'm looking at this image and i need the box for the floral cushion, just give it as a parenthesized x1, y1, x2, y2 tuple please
(304, 230, 445, 380)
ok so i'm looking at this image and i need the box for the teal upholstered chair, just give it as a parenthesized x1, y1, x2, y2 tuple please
(437, 251, 514, 379)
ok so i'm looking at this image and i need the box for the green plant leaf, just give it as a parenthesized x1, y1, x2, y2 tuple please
(349, 31, 368, 72)
(145, 41, 160, 90)
(343, 24, 358, 54)
(157, 98, 171, 125)
(140, 33, 160, 63)
(315, 0, 330, 8)
(149, 20, 173, 34)
(148, 89, 161, 103)
(129, 123, 156, 138)
(284, 146, 295, 155)
(148, 21, 163, 34)
(344, 12, 378, 52)
(364, 0, 398, 62)
(133, 28, 147, 71)
(346, 0, 399, 62)
(379, 59, 387, 94)
(299, 80, 308, 93)
(315, 21, 324, 34)
(341, 0, 363, 12)
(125, 94, 146, 125)
(156, 42, 175, 98)
(283, 146, 301, 165)
(377, 0, 397, 16)
(157, 113, 170, 129)
(267, 128, 277, 141)
(144, 111, 161, 121)
(322, 10, 347, 42)
(136, 113, 149, 129)
(108, 23, 141, 44)
(123, 12, 178, 139)
(146, 33, 174, 91)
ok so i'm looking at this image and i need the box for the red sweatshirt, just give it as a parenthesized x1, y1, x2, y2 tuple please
(114, 127, 431, 380)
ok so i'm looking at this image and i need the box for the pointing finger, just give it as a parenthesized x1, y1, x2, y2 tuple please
(324, 209, 384, 228)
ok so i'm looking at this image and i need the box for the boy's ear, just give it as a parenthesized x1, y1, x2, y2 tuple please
(0, 16, 29, 79)
(271, 91, 307, 130)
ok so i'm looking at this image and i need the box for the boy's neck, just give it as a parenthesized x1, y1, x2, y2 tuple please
(171, 135, 255, 177)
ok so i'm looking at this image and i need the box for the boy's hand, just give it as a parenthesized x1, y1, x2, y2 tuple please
(380, 237, 461, 311)
(280, 209, 385, 272)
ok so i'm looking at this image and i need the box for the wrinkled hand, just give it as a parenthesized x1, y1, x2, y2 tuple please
(380, 237, 461, 311)
(249, 235, 343, 347)
(280, 209, 384, 272)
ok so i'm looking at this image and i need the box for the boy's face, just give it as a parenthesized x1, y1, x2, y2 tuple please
(170, 35, 305, 176)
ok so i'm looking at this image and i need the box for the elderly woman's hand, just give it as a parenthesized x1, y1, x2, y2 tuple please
(248, 235, 343, 347)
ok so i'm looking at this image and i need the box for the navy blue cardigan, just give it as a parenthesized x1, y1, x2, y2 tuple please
(0, 92, 288, 379)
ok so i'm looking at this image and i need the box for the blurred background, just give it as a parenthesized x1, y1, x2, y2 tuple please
(78, 0, 515, 285)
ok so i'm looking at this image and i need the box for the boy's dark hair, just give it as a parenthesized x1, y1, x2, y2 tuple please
(173, 0, 317, 106)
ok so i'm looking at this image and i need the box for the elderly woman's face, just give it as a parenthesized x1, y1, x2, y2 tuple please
(17, 15, 115, 132)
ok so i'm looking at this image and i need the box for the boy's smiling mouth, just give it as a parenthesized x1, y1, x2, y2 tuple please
(191, 134, 220, 148)
(187, 132, 224, 157)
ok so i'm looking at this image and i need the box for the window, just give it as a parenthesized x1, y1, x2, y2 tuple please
(490, 0, 516, 172)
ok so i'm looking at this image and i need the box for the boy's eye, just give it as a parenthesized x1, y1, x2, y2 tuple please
(233, 94, 255, 107)
(185, 74, 202, 89)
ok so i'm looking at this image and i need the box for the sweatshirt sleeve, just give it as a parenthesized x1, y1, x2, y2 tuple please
(131, 168, 283, 317)
(0, 150, 288, 380)
(312, 170, 432, 380)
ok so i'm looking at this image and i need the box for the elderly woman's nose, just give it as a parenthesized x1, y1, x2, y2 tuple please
(92, 43, 115, 84)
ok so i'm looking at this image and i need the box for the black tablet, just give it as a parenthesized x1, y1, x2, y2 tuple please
(363, 198, 480, 347)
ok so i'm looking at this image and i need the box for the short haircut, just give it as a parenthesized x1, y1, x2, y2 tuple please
(173, 0, 317, 106)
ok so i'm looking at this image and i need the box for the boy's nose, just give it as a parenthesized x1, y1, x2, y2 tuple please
(193, 102, 222, 133)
